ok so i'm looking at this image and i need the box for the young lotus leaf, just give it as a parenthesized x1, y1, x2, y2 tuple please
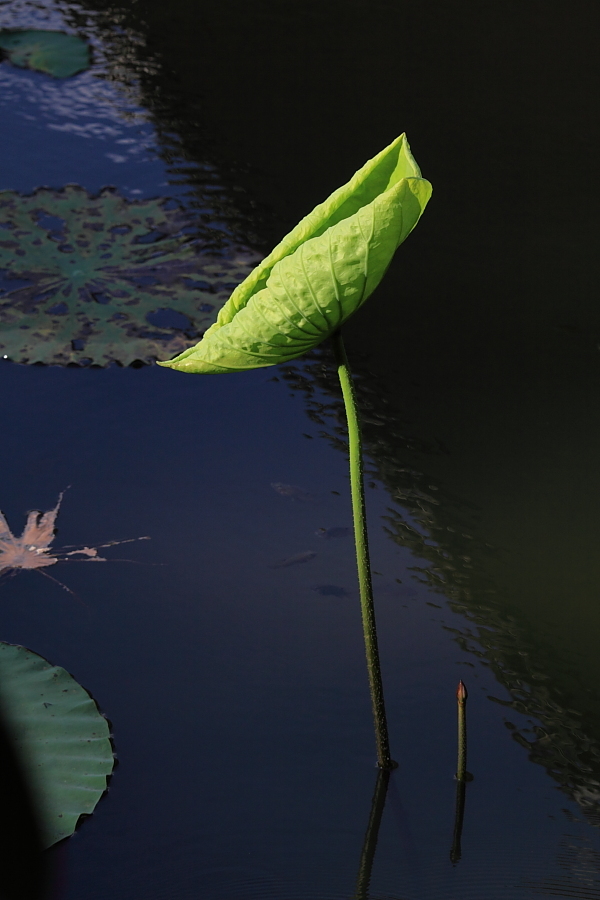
(0, 30, 90, 78)
(0, 642, 114, 847)
(159, 134, 432, 374)
(0, 186, 259, 366)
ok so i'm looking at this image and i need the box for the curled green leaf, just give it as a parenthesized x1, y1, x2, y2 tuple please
(159, 134, 432, 374)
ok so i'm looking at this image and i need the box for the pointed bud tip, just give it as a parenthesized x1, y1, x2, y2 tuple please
(456, 680, 468, 701)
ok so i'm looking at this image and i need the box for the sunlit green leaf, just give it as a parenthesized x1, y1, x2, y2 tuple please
(0, 642, 114, 847)
(159, 134, 432, 373)
(0, 186, 259, 366)
(0, 29, 90, 78)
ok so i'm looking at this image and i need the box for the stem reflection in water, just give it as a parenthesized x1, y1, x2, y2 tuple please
(354, 768, 390, 900)
(450, 777, 467, 864)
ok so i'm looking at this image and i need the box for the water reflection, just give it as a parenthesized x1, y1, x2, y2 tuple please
(353, 768, 390, 900)
(281, 349, 600, 826)
(449, 777, 466, 866)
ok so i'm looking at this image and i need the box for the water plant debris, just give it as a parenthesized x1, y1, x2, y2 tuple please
(311, 584, 349, 598)
(270, 482, 314, 501)
(0, 492, 150, 587)
(0, 186, 258, 366)
(270, 551, 316, 569)
(316, 526, 350, 539)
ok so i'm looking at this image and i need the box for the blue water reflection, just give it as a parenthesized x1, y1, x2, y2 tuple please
(0, 360, 595, 899)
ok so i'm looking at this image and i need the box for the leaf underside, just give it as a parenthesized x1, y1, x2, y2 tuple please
(161, 134, 432, 373)
(0, 643, 114, 847)
(0, 29, 90, 78)
(0, 186, 259, 366)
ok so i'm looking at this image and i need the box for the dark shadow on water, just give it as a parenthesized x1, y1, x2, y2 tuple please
(0, 696, 48, 900)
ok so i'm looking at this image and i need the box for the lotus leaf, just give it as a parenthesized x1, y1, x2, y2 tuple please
(0, 642, 114, 847)
(0, 186, 259, 365)
(159, 134, 432, 373)
(0, 29, 90, 78)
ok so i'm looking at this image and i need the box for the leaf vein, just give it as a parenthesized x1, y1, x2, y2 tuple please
(241, 297, 310, 350)
(299, 241, 334, 333)
(276, 267, 323, 337)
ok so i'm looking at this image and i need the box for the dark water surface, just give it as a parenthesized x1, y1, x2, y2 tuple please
(1, 361, 597, 900)
(2, 0, 600, 897)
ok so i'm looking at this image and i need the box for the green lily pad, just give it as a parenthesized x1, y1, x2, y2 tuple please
(0, 186, 259, 366)
(0, 642, 114, 847)
(0, 30, 90, 78)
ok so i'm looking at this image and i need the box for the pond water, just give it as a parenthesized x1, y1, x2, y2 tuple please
(2, 1, 600, 898)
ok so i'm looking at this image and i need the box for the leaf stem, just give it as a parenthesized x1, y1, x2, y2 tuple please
(331, 330, 395, 769)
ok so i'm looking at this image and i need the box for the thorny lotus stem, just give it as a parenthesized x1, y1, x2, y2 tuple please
(456, 681, 468, 782)
(332, 330, 395, 770)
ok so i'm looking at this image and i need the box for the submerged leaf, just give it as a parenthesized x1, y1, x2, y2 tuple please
(0, 642, 114, 847)
(311, 584, 350, 598)
(271, 482, 314, 501)
(270, 551, 316, 568)
(0, 186, 259, 366)
(0, 30, 90, 78)
(160, 134, 431, 373)
(315, 527, 350, 539)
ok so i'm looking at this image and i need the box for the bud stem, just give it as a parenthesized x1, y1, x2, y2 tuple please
(456, 680, 468, 782)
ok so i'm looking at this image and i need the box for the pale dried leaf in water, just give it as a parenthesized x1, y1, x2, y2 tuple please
(0, 186, 260, 366)
(0, 494, 148, 581)
(0, 494, 64, 572)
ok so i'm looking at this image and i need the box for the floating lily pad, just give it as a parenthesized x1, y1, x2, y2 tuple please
(0, 30, 90, 78)
(0, 186, 259, 365)
(0, 642, 114, 847)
